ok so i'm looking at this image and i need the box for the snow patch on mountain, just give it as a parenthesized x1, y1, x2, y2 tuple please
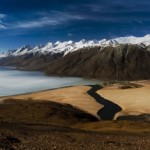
(1, 34, 150, 58)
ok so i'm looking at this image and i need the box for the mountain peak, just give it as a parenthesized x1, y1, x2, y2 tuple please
(1, 34, 150, 58)
(55, 41, 61, 45)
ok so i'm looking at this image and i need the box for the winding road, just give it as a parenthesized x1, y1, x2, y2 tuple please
(87, 85, 122, 120)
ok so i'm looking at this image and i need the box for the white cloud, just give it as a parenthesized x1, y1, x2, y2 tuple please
(12, 11, 86, 29)
(16, 18, 59, 28)
(0, 14, 6, 19)
(0, 11, 87, 30)
(68, 33, 73, 37)
(0, 24, 6, 29)
(0, 14, 7, 29)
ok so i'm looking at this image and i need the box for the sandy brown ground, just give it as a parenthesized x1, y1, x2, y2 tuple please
(1, 80, 150, 120)
(0, 86, 102, 119)
(1, 80, 150, 119)
(98, 80, 150, 119)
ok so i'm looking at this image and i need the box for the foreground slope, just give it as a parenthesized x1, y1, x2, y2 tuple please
(0, 122, 150, 150)
(0, 82, 150, 149)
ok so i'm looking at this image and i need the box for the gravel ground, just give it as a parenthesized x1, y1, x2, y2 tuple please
(0, 123, 150, 150)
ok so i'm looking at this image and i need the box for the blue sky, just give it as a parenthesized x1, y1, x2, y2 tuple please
(0, 0, 150, 51)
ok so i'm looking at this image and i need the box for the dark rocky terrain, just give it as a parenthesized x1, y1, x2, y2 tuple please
(0, 44, 150, 80)
(0, 123, 150, 150)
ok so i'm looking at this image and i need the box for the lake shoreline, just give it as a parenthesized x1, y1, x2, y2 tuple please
(0, 66, 100, 97)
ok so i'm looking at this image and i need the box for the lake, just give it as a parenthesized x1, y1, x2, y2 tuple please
(0, 67, 100, 96)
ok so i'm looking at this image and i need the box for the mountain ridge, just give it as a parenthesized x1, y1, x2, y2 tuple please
(1, 34, 150, 58)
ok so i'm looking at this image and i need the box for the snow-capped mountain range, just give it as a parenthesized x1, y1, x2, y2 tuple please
(1, 34, 150, 58)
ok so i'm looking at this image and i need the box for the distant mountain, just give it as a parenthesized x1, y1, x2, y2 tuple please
(1, 34, 150, 58)
(0, 35, 150, 80)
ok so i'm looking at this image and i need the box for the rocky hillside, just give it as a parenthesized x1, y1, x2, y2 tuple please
(45, 44, 150, 80)
(0, 52, 63, 70)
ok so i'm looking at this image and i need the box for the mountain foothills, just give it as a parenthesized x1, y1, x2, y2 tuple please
(0, 35, 150, 80)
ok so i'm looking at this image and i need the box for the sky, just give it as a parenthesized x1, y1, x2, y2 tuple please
(0, 0, 150, 51)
